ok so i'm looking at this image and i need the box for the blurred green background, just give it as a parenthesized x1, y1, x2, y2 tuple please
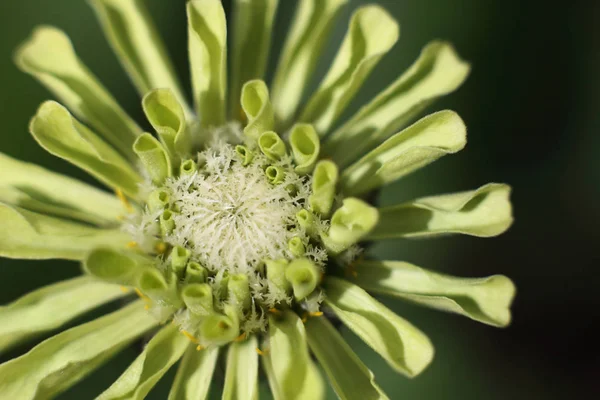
(0, 0, 597, 398)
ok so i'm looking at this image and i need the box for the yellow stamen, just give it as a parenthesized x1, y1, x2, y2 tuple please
(234, 333, 247, 342)
(301, 313, 308, 323)
(182, 330, 199, 344)
(119, 286, 130, 293)
(134, 288, 148, 300)
(196, 345, 205, 351)
(268, 308, 281, 315)
(126, 241, 138, 249)
(255, 347, 269, 356)
(144, 304, 150, 310)
(115, 188, 133, 213)
(309, 311, 323, 317)
(154, 242, 168, 254)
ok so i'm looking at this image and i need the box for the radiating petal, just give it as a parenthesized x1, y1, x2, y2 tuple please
(368, 183, 513, 239)
(350, 260, 516, 327)
(222, 335, 259, 400)
(341, 110, 466, 196)
(133, 133, 172, 185)
(241, 80, 275, 140)
(15, 26, 142, 160)
(29, 101, 142, 199)
(0, 152, 124, 226)
(89, 0, 190, 116)
(0, 276, 126, 353)
(229, 0, 278, 119)
(187, 0, 227, 127)
(305, 316, 389, 400)
(325, 41, 470, 166)
(299, 5, 399, 135)
(83, 247, 153, 287)
(97, 324, 189, 400)
(289, 124, 320, 175)
(0, 203, 129, 260)
(168, 346, 219, 400)
(0, 301, 156, 400)
(265, 310, 325, 400)
(324, 277, 434, 377)
(271, 0, 347, 129)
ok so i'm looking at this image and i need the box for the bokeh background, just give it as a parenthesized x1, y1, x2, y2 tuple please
(0, 0, 598, 398)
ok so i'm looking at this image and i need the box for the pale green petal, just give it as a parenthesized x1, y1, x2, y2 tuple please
(305, 316, 389, 400)
(0, 203, 129, 260)
(229, 0, 278, 119)
(97, 324, 189, 400)
(289, 124, 320, 175)
(143, 89, 192, 164)
(187, 0, 227, 127)
(341, 110, 466, 196)
(168, 347, 219, 400)
(15, 26, 142, 160)
(266, 310, 325, 400)
(0, 152, 124, 225)
(368, 183, 513, 239)
(325, 41, 471, 166)
(0, 276, 126, 353)
(241, 80, 275, 140)
(299, 5, 399, 135)
(350, 260, 516, 327)
(29, 101, 142, 199)
(0, 301, 156, 400)
(321, 198, 379, 254)
(90, 0, 190, 116)
(309, 160, 338, 217)
(271, 0, 347, 128)
(222, 335, 259, 400)
(324, 277, 434, 377)
(133, 133, 172, 185)
(84, 248, 153, 287)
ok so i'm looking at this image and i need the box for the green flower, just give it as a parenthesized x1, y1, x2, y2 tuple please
(0, 0, 515, 399)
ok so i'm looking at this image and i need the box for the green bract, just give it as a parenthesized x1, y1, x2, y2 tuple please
(1, 1, 516, 399)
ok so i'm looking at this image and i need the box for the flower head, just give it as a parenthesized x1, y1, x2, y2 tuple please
(0, 0, 515, 399)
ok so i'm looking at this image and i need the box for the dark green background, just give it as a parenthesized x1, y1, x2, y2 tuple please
(0, 0, 597, 398)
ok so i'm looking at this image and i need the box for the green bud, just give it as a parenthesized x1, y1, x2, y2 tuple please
(241, 80, 274, 140)
(84, 248, 146, 286)
(138, 269, 182, 309)
(235, 145, 254, 166)
(180, 159, 197, 176)
(200, 312, 239, 345)
(147, 189, 170, 213)
(258, 131, 287, 160)
(285, 258, 320, 300)
(265, 166, 285, 184)
(160, 209, 175, 235)
(182, 283, 214, 316)
(321, 198, 379, 254)
(288, 237, 306, 257)
(289, 123, 320, 174)
(171, 246, 190, 278)
(133, 133, 172, 185)
(296, 209, 317, 237)
(309, 160, 338, 216)
(185, 262, 208, 284)
(228, 273, 251, 310)
(265, 259, 290, 292)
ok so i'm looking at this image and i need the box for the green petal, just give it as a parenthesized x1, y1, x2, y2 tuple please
(29, 101, 142, 199)
(229, 0, 278, 119)
(0, 203, 129, 260)
(133, 133, 172, 185)
(0, 276, 126, 353)
(222, 335, 259, 400)
(299, 5, 399, 135)
(266, 310, 325, 400)
(90, 0, 190, 116)
(321, 198, 379, 254)
(369, 183, 513, 239)
(271, 0, 347, 128)
(350, 260, 516, 327)
(305, 316, 389, 400)
(187, 0, 227, 127)
(0, 152, 124, 225)
(143, 89, 192, 165)
(84, 247, 152, 287)
(289, 124, 320, 175)
(0, 301, 156, 400)
(308, 160, 338, 217)
(97, 324, 189, 400)
(325, 41, 471, 166)
(241, 79, 275, 141)
(258, 131, 287, 161)
(324, 277, 434, 377)
(15, 26, 142, 160)
(341, 110, 466, 196)
(168, 347, 219, 400)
